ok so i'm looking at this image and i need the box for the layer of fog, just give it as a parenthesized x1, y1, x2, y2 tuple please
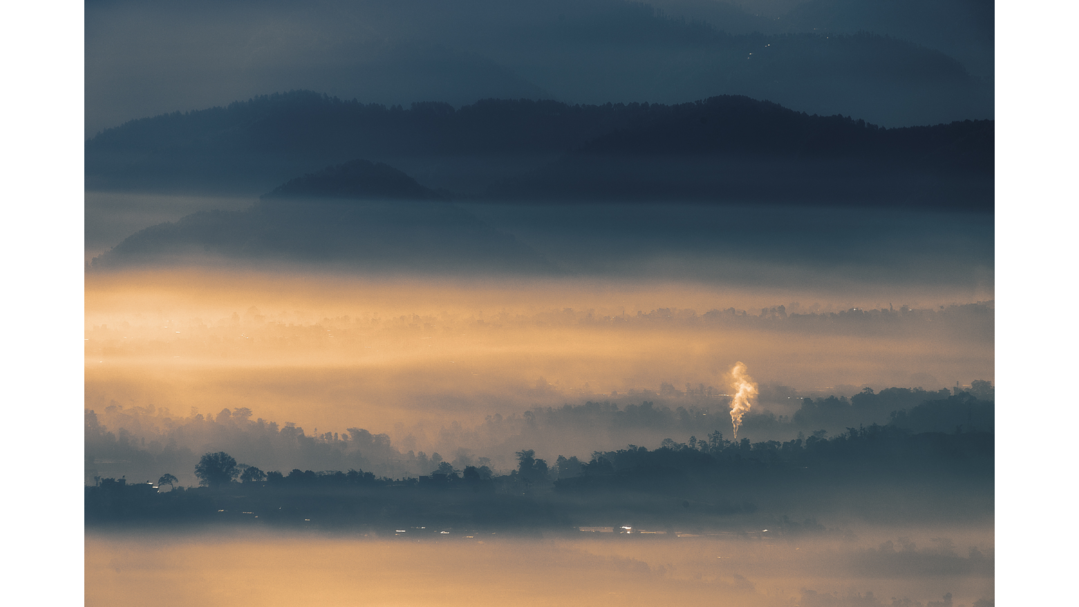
(85, 192, 258, 262)
(86, 528, 993, 607)
(463, 201, 993, 293)
(86, 273, 992, 430)
(85, 195, 993, 487)
(88, 195, 993, 300)
(85, 265, 993, 485)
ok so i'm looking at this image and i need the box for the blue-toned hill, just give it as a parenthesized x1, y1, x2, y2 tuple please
(91, 160, 556, 274)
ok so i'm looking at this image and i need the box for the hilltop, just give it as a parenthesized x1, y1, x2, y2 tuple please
(263, 159, 451, 201)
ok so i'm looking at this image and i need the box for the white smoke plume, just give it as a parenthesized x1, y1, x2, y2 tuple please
(728, 361, 758, 439)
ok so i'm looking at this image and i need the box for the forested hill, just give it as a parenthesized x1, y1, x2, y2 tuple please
(86, 91, 646, 195)
(262, 159, 451, 201)
(574, 97, 992, 170)
(486, 98, 992, 209)
(88, 92, 621, 158)
(86, 91, 992, 210)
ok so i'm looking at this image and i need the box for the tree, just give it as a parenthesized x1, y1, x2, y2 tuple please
(194, 452, 239, 488)
(157, 473, 178, 490)
(432, 461, 458, 480)
(463, 465, 492, 481)
(239, 465, 266, 484)
(516, 449, 549, 486)
(554, 456, 583, 480)
(969, 379, 994, 401)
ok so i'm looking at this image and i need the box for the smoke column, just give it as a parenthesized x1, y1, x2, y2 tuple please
(728, 361, 758, 439)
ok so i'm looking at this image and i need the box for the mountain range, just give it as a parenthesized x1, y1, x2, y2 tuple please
(87, 91, 992, 211)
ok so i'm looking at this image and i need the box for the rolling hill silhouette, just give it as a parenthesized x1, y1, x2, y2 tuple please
(87, 92, 992, 210)
(91, 160, 557, 274)
(484, 96, 992, 210)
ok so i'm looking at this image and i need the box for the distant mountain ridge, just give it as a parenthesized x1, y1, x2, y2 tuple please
(87, 90, 992, 210)
(485, 96, 992, 208)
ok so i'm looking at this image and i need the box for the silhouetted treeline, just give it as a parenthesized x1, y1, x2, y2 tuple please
(782, 389, 993, 434)
(86, 92, 991, 210)
(889, 393, 994, 434)
(84, 406, 437, 488)
(543, 418, 988, 528)
(565, 418, 991, 494)
(86, 418, 992, 530)
(86, 376, 993, 487)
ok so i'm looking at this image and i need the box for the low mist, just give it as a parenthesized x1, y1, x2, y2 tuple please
(86, 529, 994, 607)
(86, 270, 992, 454)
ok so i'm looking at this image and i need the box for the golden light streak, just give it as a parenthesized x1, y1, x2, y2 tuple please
(85, 269, 993, 441)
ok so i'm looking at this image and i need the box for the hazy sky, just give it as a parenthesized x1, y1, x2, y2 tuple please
(85, 0, 993, 136)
